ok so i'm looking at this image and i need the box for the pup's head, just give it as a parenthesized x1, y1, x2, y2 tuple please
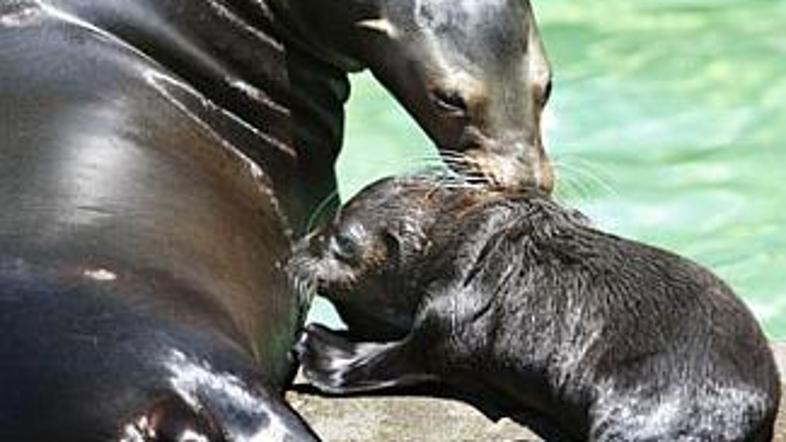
(287, 175, 490, 339)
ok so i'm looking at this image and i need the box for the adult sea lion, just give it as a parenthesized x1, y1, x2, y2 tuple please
(0, 0, 552, 438)
(279, 0, 555, 192)
(290, 176, 781, 441)
(1, 1, 315, 439)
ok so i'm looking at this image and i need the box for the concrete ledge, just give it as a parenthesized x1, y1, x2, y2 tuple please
(288, 343, 786, 441)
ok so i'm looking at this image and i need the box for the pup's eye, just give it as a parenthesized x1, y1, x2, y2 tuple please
(331, 233, 360, 264)
(431, 88, 467, 114)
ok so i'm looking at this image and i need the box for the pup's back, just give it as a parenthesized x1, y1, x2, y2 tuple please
(440, 195, 781, 441)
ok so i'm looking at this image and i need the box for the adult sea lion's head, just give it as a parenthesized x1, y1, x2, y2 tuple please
(278, 0, 554, 192)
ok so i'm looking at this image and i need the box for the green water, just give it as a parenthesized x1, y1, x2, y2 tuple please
(317, 0, 786, 339)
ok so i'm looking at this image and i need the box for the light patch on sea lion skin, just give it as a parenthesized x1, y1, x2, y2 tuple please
(0, 4, 43, 28)
(356, 18, 400, 39)
(165, 350, 293, 442)
(120, 419, 210, 442)
(204, 0, 283, 51)
(414, 0, 511, 32)
(228, 79, 289, 115)
(179, 430, 210, 442)
(83, 268, 118, 282)
(119, 415, 153, 442)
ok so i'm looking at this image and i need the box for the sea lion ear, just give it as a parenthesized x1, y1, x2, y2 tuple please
(382, 230, 401, 258)
(120, 394, 224, 442)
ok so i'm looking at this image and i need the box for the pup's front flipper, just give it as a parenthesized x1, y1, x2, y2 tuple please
(295, 323, 436, 395)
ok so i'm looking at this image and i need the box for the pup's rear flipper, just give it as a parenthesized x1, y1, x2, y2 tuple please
(295, 323, 436, 395)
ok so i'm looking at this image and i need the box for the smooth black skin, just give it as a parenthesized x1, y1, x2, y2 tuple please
(0, 259, 319, 441)
(1, 1, 316, 438)
(1, 0, 552, 438)
(291, 176, 781, 442)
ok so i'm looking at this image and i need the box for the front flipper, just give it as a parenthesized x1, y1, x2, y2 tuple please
(295, 323, 436, 395)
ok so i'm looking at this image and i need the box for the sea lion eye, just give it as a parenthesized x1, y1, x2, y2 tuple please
(331, 233, 361, 264)
(431, 88, 467, 114)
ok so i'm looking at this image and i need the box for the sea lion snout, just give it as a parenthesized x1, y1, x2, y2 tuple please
(459, 136, 555, 192)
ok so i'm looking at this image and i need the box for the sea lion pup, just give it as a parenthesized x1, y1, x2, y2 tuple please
(288, 175, 781, 442)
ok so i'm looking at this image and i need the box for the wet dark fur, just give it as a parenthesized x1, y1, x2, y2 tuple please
(290, 176, 781, 442)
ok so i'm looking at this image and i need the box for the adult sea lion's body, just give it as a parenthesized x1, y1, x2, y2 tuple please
(0, 0, 554, 438)
(1, 2, 315, 438)
(291, 176, 781, 441)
